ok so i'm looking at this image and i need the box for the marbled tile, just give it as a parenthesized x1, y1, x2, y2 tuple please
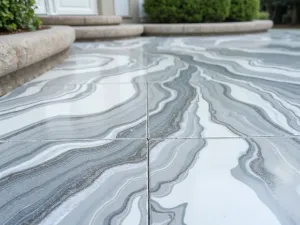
(148, 30, 300, 138)
(2, 30, 300, 225)
(0, 83, 147, 141)
(28, 39, 157, 85)
(0, 139, 148, 225)
(149, 137, 300, 225)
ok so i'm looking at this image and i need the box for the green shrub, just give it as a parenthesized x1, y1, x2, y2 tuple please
(228, 0, 245, 22)
(257, 11, 269, 20)
(182, 0, 204, 23)
(228, 0, 260, 21)
(244, 0, 260, 21)
(143, 0, 204, 23)
(202, 0, 231, 22)
(0, 0, 42, 32)
(144, 0, 231, 23)
(143, 0, 183, 23)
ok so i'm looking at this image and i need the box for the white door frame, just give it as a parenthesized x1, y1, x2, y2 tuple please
(138, 0, 145, 18)
(35, 0, 48, 14)
(36, 0, 98, 15)
(113, 0, 129, 17)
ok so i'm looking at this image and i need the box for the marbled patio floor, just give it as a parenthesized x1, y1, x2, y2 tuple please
(0, 29, 300, 225)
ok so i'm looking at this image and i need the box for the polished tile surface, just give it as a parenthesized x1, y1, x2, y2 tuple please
(147, 30, 300, 138)
(0, 83, 147, 140)
(0, 140, 148, 225)
(1, 29, 300, 225)
(149, 137, 300, 225)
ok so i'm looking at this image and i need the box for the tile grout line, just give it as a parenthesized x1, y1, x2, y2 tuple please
(2, 135, 300, 143)
(146, 79, 151, 225)
(146, 80, 150, 139)
(147, 139, 151, 225)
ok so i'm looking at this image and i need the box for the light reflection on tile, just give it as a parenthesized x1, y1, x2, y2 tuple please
(1, 29, 300, 225)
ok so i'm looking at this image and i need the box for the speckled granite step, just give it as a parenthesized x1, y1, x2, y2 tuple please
(74, 25, 144, 40)
(40, 15, 122, 26)
(143, 20, 274, 35)
(0, 26, 75, 96)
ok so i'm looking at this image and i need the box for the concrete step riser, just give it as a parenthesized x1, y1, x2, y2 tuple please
(40, 16, 122, 26)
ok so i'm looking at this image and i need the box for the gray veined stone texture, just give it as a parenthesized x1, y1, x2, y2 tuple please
(0, 140, 148, 225)
(149, 137, 300, 225)
(0, 29, 300, 225)
(0, 83, 147, 140)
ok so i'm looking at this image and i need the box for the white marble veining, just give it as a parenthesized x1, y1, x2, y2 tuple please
(1, 29, 300, 225)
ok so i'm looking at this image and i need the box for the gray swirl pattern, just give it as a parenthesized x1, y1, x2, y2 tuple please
(1, 30, 300, 224)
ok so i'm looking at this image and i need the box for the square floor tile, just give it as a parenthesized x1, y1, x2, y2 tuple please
(0, 139, 148, 225)
(149, 137, 299, 225)
(0, 83, 147, 141)
(145, 33, 300, 138)
(148, 66, 300, 138)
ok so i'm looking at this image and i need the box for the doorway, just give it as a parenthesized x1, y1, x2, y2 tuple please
(35, 0, 98, 15)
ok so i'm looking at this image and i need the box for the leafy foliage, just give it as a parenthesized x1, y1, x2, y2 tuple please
(182, 0, 204, 23)
(257, 11, 270, 19)
(0, 0, 42, 32)
(228, 0, 260, 21)
(143, 0, 231, 23)
(244, 0, 260, 20)
(202, 0, 231, 22)
(143, 0, 183, 23)
(228, 0, 246, 21)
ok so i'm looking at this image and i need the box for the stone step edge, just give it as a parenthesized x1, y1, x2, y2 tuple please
(40, 15, 122, 26)
(74, 25, 144, 40)
(143, 20, 274, 35)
